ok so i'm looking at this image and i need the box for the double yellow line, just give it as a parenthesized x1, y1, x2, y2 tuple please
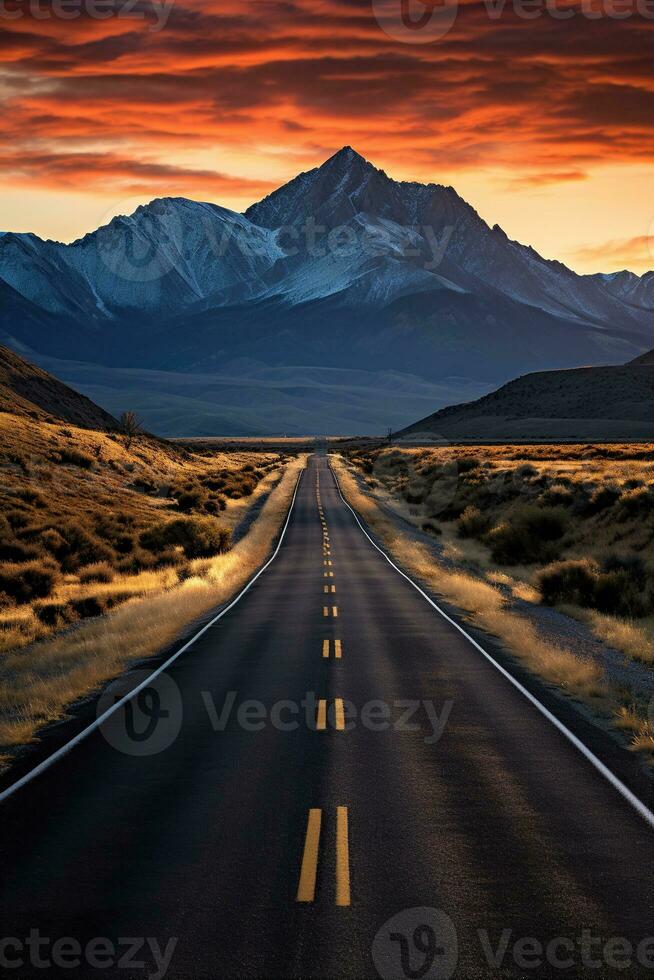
(316, 698, 345, 731)
(297, 807, 350, 907)
(301, 465, 350, 908)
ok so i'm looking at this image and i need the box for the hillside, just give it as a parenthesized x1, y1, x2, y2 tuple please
(1, 148, 653, 435)
(630, 349, 654, 366)
(397, 363, 654, 441)
(0, 345, 118, 430)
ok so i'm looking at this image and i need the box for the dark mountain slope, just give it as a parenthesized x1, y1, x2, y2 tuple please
(397, 363, 654, 441)
(0, 346, 118, 430)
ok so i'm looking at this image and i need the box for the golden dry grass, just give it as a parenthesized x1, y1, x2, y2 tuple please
(614, 706, 654, 754)
(0, 411, 291, 652)
(346, 443, 654, 666)
(570, 609, 654, 665)
(0, 455, 306, 763)
(331, 455, 605, 700)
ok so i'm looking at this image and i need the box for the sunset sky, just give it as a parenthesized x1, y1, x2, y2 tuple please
(1, 0, 653, 273)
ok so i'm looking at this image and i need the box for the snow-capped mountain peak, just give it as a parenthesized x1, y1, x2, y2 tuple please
(0, 146, 652, 399)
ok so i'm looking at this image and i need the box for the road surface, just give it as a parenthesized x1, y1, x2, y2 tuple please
(0, 455, 652, 979)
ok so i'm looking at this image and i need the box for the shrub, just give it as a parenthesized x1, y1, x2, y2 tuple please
(78, 561, 115, 584)
(71, 596, 109, 619)
(538, 556, 652, 617)
(176, 488, 207, 513)
(0, 540, 41, 562)
(39, 528, 67, 555)
(515, 463, 538, 479)
(140, 517, 231, 559)
(56, 448, 95, 469)
(485, 505, 567, 565)
(538, 559, 599, 607)
(203, 475, 226, 491)
(0, 560, 59, 603)
(542, 484, 574, 507)
(53, 524, 115, 571)
(15, 488, 47, 508)
(34, 600, 77, 627)
(456, 506, 490, 539)
(204, 496, 227, 514)
(616, 487, 653, 520)
(582, 485, 621, 516)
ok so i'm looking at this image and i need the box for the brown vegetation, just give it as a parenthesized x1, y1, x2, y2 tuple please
(0, 455, 305, 763)
(0, 410, 291, 654)
(336, 446, 654, 757)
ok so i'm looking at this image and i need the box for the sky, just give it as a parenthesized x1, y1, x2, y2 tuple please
(1, 0, 653, 274)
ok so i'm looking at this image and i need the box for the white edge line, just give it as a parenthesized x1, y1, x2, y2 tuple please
(328, 460, 654, 832)
(0, 468, 305, 806)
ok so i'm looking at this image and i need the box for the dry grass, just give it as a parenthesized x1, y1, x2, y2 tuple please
(0, 411, 291, 652)
(331, 455, 605, 700)
(570, 609, 654, 665)
(345, 443, 654, 666)
(0, 456, 306, 763)
(614, 706, 654, 754)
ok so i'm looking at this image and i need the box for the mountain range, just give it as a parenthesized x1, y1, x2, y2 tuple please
(1, 147, 653, 435)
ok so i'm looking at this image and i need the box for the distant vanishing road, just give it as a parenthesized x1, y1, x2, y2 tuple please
(0, 456, 652, 979)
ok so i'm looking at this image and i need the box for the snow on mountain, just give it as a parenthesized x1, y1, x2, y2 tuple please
(0, 146, 653, 435)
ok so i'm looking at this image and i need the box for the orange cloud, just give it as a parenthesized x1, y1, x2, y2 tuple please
(571, 235, 654, 272)
(1, 0, 654, 264)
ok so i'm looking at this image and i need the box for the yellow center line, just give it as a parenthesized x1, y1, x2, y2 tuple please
(336, 806, 351, 907)
(297, 809, 322, 903)
(316, 700, 327, 730)
(334, 698, 345, 730)
(335, 639, 342, 659)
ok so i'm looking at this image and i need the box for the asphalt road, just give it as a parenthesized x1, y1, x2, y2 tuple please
(0, 455, 652, 979)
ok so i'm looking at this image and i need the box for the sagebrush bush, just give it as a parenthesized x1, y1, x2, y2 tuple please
(538, 556, 653, 617)
(485, 505, 568, 565)
(34, 600, 77, 627)
(456, 505, 490, 539)
(583, 485, 621, 516)
(0, 560, 59, 603)
(52, 523, 115, 571)
(78, 561, 115, 584)
(616, 487, 654, 520)
(56, 447, 95, 469)
(140, 516, 231, 559)
(538, 559, 599, 607)
(176, 488, 207, 513)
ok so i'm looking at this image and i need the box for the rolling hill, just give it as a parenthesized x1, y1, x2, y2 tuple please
(0, 346, 117, 430)
(397, 359, 654, 441)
